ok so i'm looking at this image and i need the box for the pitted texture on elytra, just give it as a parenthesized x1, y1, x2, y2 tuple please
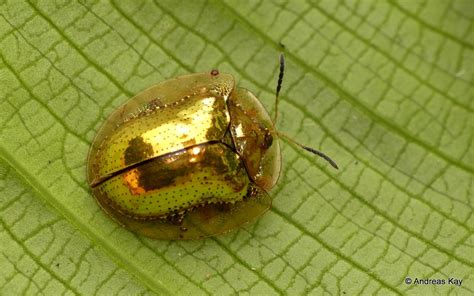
(86, 72, 235, 186)
(94, 93, 230, 180)
(97, 143, 249, 218)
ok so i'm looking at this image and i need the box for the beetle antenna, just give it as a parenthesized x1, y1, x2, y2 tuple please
(273, 53, 285, 124)
(276, 131, 339, 169)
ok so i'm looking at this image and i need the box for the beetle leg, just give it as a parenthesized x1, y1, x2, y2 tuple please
(167, 210, 186, 225)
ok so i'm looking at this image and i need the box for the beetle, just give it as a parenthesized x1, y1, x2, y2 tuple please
(87, 54, 338, 240)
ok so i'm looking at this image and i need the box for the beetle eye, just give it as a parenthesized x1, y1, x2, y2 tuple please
(261, 131, 273, 150)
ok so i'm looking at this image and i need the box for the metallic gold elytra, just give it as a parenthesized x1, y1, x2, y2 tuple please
(86, 71, 283, 239)
(92, 183, 271, 240)
(87, 72, 234, 185)
(97, 143, 249, 219)
(95, 94, 229, 180)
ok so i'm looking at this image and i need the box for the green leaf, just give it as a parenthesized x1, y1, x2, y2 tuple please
(1, 0, 472, 295)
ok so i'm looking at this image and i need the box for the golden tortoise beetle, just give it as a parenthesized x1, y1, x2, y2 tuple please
(86, 54, 338, 240)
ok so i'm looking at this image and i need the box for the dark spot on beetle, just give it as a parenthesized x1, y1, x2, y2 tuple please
(261, 131, 273, 150)
(167, 212, 185, 225)
(211, 69, 219, 76)
(124, 136, 154, 165)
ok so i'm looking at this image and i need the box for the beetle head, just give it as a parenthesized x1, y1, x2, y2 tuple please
(228, 53, 338, 193)
(227, 89, 281, 192)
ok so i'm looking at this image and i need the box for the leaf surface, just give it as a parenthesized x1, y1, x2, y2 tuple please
(0, 0, 473, 295)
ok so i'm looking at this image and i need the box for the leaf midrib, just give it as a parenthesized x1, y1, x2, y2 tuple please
(0, 148, 172, 296)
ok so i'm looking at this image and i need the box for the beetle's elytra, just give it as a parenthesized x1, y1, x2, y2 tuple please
(87, 55, 337, 240)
